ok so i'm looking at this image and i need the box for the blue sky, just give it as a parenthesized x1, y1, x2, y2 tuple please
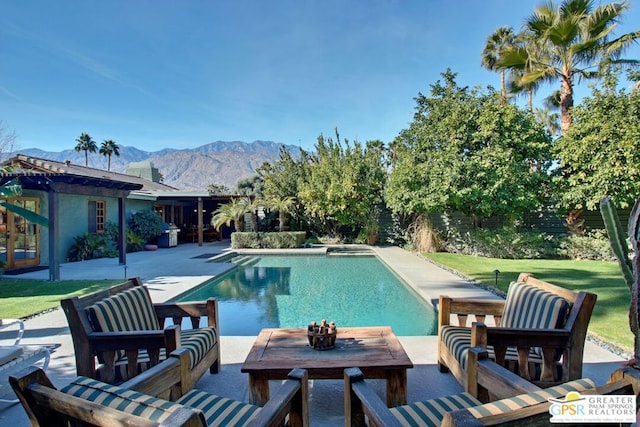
(2, 1, 639, 153)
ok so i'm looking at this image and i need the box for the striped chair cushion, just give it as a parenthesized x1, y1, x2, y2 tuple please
(440, 326, 544, 371)
(466, 378, 596, 418)
(390, 392, 482, 426)
(389, 378, 596, 427)
(501, 281, 569, 330)
(177, 389, 261, 426)
(60, 376, 188, 423)
(181, 327, 217, 369)
(87, 285, 161, 333)
(95, 328, 218, 382)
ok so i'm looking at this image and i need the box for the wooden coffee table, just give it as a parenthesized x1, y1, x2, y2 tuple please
(241, 326, 413, 406)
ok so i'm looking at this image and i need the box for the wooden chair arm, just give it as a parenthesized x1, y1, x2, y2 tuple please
(467, 347, 542, 401)
(9, 366, 206, 427)
(248, 368, 309, 427)
(471, 322, 571, 384)
(344, 367, 402, 427)
(121, 348, 191, 400)
(154, 298, 219, 330)
(439, 296, 504, 327)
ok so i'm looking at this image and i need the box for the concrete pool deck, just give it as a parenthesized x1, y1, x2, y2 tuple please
(0, 242, 628, 426)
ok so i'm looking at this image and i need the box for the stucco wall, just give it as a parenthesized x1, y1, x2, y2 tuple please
(25, 191, 155, 265)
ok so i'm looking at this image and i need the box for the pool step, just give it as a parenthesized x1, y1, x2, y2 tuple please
(232, 255, 259, 266)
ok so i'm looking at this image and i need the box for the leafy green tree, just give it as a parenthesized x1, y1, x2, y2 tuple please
(235, 174, 264, 196)
(99, 139, 120, 171)
(298, 130, 386, 236)
(386, 70, 552, 226)
(498, 0, 639, 135)
(74, 132, 97, 167)
(481, 26, 516, 102)
(259, 147, 310, 230)
(207, 183, 230, 195)
(553, 70, 640, 211)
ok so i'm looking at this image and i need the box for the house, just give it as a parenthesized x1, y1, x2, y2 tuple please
(0, 154, 232, 280)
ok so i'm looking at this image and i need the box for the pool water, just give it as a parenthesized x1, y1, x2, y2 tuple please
(174, 254, 437, 336)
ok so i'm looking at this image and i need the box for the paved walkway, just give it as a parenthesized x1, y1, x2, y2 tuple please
(0, 242, 627, 426)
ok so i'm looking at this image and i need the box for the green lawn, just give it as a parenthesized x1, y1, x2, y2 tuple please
(426, 252, 632, 354)
(0, 279, 123, 318)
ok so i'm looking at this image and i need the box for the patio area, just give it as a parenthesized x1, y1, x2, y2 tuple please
(0, 241, 628, 426)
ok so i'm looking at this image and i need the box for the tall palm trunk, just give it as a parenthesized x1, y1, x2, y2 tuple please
(560, 73, 574, 135)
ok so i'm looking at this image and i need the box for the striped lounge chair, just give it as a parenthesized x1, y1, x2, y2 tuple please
(61, 277, 220, 393)
(10, 363, 309, 427)
(344, 349, 635, 427)
(437, 273, 597, 389)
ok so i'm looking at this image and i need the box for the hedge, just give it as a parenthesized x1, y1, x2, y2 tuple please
(231, 232, 306, 249)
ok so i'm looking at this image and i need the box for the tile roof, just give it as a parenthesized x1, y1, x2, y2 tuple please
(4, 154, 177, 192)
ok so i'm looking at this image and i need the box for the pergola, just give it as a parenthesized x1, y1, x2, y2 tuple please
(0, 172, 142, 281)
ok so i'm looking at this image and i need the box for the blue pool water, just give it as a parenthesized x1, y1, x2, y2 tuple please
(174, 254, 437, 336)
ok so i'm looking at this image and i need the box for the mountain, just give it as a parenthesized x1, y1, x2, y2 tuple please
(11, 140, 300, 190)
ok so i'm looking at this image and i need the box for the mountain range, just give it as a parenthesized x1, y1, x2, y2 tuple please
(11, 140, 300, 190)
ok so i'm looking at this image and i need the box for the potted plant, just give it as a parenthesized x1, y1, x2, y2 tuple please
(128, 210, 163, 251)
(601, 197, 640, 385)
(363, 221, 379, 245)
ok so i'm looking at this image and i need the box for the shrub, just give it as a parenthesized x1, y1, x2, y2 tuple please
(407, 216, 444, 253)
(231, 232, 306, 249)
(128, 210, 163, 244)
(444, 227, 558, 259)
(67, 233, 109, 261)
(231, 232, 260, 249)
(126, 230, 145, 252)
(558, 229, 615, 261)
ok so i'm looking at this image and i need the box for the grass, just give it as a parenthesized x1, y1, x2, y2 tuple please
(0, 278, 123, 318)
(425, 252, 632, 355)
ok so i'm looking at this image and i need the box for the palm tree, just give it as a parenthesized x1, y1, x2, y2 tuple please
(481, 26, 516, 102)
(74, 132, 97, 167)
(268, 196, 296, 232)
(99, 139, 120, 171)
(498, 0, 639, 135)
(240, 196, 264, 232)
(211, 198, 247, 232)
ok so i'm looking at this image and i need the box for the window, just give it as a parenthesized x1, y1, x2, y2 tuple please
(88, 200, 106, 233)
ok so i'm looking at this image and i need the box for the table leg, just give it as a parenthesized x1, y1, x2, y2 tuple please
(248, 373, 270, 405)
(386, 369, 407, 407)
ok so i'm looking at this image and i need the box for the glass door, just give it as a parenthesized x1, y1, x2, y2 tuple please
(2, 198, 40, 269)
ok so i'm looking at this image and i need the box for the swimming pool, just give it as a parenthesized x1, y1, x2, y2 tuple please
(174, 253, 437, 336)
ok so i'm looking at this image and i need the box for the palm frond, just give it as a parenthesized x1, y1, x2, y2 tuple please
(0, 201, 49, 227)
(0, 179, 23, 198)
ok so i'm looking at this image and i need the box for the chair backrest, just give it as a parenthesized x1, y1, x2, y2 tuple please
(503, 273, 597, 378)
(500, 281, 570, 329)
(60, 277, 151, 377)
(86, 285, 160, 332)
(508, 273, 597, 333)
